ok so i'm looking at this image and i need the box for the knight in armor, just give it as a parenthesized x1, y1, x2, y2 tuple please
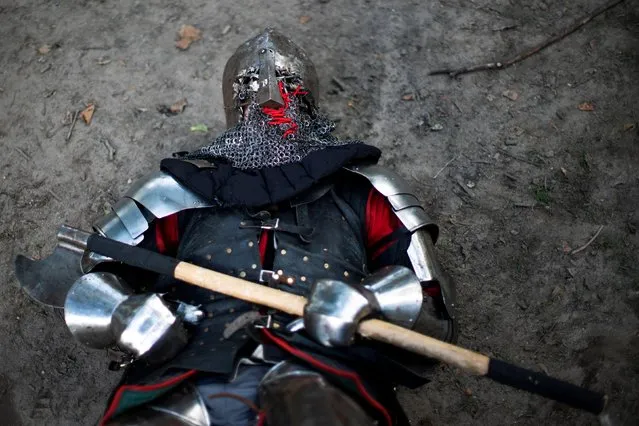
(25, 29, 458, 425)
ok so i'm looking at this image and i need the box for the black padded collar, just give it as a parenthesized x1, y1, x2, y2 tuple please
(160, 143, 381, 208)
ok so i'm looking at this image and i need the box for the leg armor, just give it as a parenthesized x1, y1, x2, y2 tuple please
(105, 382, 210, 426)
(258, 361, 375, 426)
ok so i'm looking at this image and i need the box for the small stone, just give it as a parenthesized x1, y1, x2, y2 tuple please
(510, 229, 519, 235)
(464, 388, 473, 396)
(502, 90, 519, 101)
(486, 94, 495, 102)
(430, 123, 444, 131)
(516, 299, 529, 310)
(222, 25, 231, 35)
(466, 181, 476, 189)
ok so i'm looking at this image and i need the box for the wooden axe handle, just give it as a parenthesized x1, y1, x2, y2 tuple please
(179, 261, 489, 372)
(88, 234, 607, 414)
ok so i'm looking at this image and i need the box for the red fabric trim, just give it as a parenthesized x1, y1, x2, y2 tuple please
(99, 369, 197, 425)
(371, 240, 395, 261)
(155, 213, 180, 255)
(261, 329, 393, 426)
(423, 286, 441, 298)
(258, 230, 269, 266)
(365, 188, 402, 258)
(256, 411, 267, 426)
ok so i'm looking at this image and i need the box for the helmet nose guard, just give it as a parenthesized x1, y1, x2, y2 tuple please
(222, 28, 319, 128)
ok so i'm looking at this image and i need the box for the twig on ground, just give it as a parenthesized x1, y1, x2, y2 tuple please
(571, 225, 604, 255)
(14, 147, 31, 161)
(456, 180, 475, 198)
(331, 76, 347, 91)
(429, 0, 627, 78)
(81, 46, 112, 51)
(47, 189, 61, 202)
(100, 138, 116, 161)
(434, 156, 457, 178)
(66, 111, 79, 141)
(492, 24, 518, 32)
(497, 148, 539, 166)
(514, 203, 538, 208)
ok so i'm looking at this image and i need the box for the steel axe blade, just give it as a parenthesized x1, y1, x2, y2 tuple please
(14, 225, 95, 308)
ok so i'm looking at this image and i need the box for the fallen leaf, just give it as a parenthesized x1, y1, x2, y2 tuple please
(299, 15, 311, 24)
(176, 25, 202, 50)
(402, 93, 414, 101)
(562, 241, 572, 254)
(624, 123, 635, 131)
(502, 89, 519, 101)
(96, 57, 112, 65)
(560, 167, 568, 176)
(80, 104, 95, 124)
(464, 388, 473, 397)
(578, 102, 595, 112)
(170, 98, 188, 114)
(157, 98, 188, 116)
(38, 44, 51, 55)
(190, 124, 208, 132)
(347, 100, 355, 108)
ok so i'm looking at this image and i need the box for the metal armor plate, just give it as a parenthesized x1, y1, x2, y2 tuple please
(344, 164, 456, 319)
(345, 164, 438, 238)
(105, 382, 210, 426)
(93, 171, 215, 245)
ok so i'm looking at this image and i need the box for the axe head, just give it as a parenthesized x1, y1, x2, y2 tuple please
(14, 225, 106, 309)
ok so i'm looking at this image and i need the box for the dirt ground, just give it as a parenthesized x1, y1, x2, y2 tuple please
(1, 0, 638, 425)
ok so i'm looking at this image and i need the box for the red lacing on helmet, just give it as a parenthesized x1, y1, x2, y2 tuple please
(261, 81, 308, 138)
